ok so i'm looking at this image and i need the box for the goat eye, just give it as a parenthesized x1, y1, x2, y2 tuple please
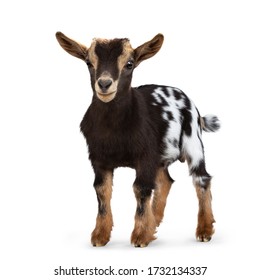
(86, 59, 93, 68)
(125, 60, 134, 70)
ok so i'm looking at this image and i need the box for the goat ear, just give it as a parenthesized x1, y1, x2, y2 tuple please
(55, 32, 88, 60)
(134, 33, 164, 66)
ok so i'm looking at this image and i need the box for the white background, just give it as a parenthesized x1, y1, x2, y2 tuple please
(1, 0, 260, 279)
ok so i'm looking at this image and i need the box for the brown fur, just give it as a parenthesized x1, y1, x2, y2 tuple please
(134, 34, 164, 67)
(131, 186, 156, 247)
(195, 184, 215, 242)
(55, 32, 88, 60)
(152, 168, 173, 226)
(117, 40, 134, 71)
(91, 172, 113, 246)
(87, 40, 98, 69)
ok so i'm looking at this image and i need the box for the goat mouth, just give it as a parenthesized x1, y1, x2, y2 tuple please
(96, 91, 117, 102)
(96, 91, 116, 96)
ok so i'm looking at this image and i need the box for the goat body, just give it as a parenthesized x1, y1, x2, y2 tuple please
(56, 32, 220, 247)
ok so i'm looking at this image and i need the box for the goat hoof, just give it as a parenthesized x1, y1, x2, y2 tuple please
(196, 226, 214, 242)
(134, 243, 148, 248)
(131, 230, 156, 248)
(91, 239, 109, 247)
(196, 235, 212, 242)
(132, 239, 149, 248)
(91, 229, 111, 247)
(92, 242, 107, 247)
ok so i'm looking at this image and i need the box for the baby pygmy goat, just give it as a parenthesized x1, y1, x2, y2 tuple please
(56, 32, 220, 247)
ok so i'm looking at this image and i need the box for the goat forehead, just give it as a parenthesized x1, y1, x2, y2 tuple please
(91, 38, 133, 62)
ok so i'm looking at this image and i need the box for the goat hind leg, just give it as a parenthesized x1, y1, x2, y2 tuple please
(192, 162, 215, 242)
(182, 122, 215, 242)
(195, 183, 215, 242)
(152, 168, 173, 226)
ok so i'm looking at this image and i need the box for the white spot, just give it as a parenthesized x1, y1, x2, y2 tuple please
(162, 112, 168, 121)
(182, 102, 204, 169)
(192, 176, 209, 187)
(152, 87, 165, 104)
(167, 87, 174, 95)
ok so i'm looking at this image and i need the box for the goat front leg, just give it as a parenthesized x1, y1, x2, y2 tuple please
(91, 170, 113, 247)
(131, 173, 157, 247)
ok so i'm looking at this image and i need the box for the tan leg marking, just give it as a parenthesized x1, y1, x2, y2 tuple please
(195, 184, 215, 242)
(131, 186, 156, 247)
(91, 172, 113, 247)
(152, 168, 173, 226)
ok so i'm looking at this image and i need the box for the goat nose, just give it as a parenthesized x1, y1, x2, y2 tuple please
(98, 78, 112, 91)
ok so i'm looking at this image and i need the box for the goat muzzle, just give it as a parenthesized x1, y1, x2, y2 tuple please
(97, 78, 113, 92)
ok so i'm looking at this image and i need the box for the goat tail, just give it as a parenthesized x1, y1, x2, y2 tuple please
(201, 115, 221, 132)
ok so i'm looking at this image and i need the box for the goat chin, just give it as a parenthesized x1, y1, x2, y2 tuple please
(96, 91, 117, 103)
